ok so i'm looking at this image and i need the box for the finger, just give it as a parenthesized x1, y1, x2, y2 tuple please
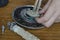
(36, 0, 56, 23)
(43, 9, 60, 27)
(55, 16, 60, 22)
(35, 17, 47, 23)
(53, 0, 60, 23)
(39, 0, 52, 14)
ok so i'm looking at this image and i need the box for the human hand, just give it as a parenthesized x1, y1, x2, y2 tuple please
(36, 0, 60, 27)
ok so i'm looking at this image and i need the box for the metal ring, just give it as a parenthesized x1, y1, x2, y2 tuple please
(12, 5, 45, 29)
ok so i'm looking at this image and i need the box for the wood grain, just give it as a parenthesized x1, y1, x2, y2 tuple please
(0, 0, 60, 40)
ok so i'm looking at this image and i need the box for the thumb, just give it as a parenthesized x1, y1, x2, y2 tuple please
(39, 0, 52, 14)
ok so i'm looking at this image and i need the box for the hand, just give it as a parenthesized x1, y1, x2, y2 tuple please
(36, 0, 60, 27)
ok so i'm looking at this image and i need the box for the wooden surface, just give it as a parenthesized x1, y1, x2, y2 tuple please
(0, 0, 60, 40)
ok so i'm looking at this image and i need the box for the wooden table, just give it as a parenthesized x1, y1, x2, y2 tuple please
(0, 0, 60, 40)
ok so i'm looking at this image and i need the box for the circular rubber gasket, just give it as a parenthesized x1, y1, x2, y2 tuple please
(0, 0, 9, 7)
(12, 5, 45, 29)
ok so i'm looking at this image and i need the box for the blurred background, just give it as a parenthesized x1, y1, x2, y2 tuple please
(0, 0, 60, 40)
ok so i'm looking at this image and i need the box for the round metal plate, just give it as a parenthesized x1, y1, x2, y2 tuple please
(12, 5, 44, 29)
(0, 0, 9, 7)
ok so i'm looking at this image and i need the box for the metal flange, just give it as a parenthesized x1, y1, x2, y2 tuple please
(12, 5, 44, 29)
